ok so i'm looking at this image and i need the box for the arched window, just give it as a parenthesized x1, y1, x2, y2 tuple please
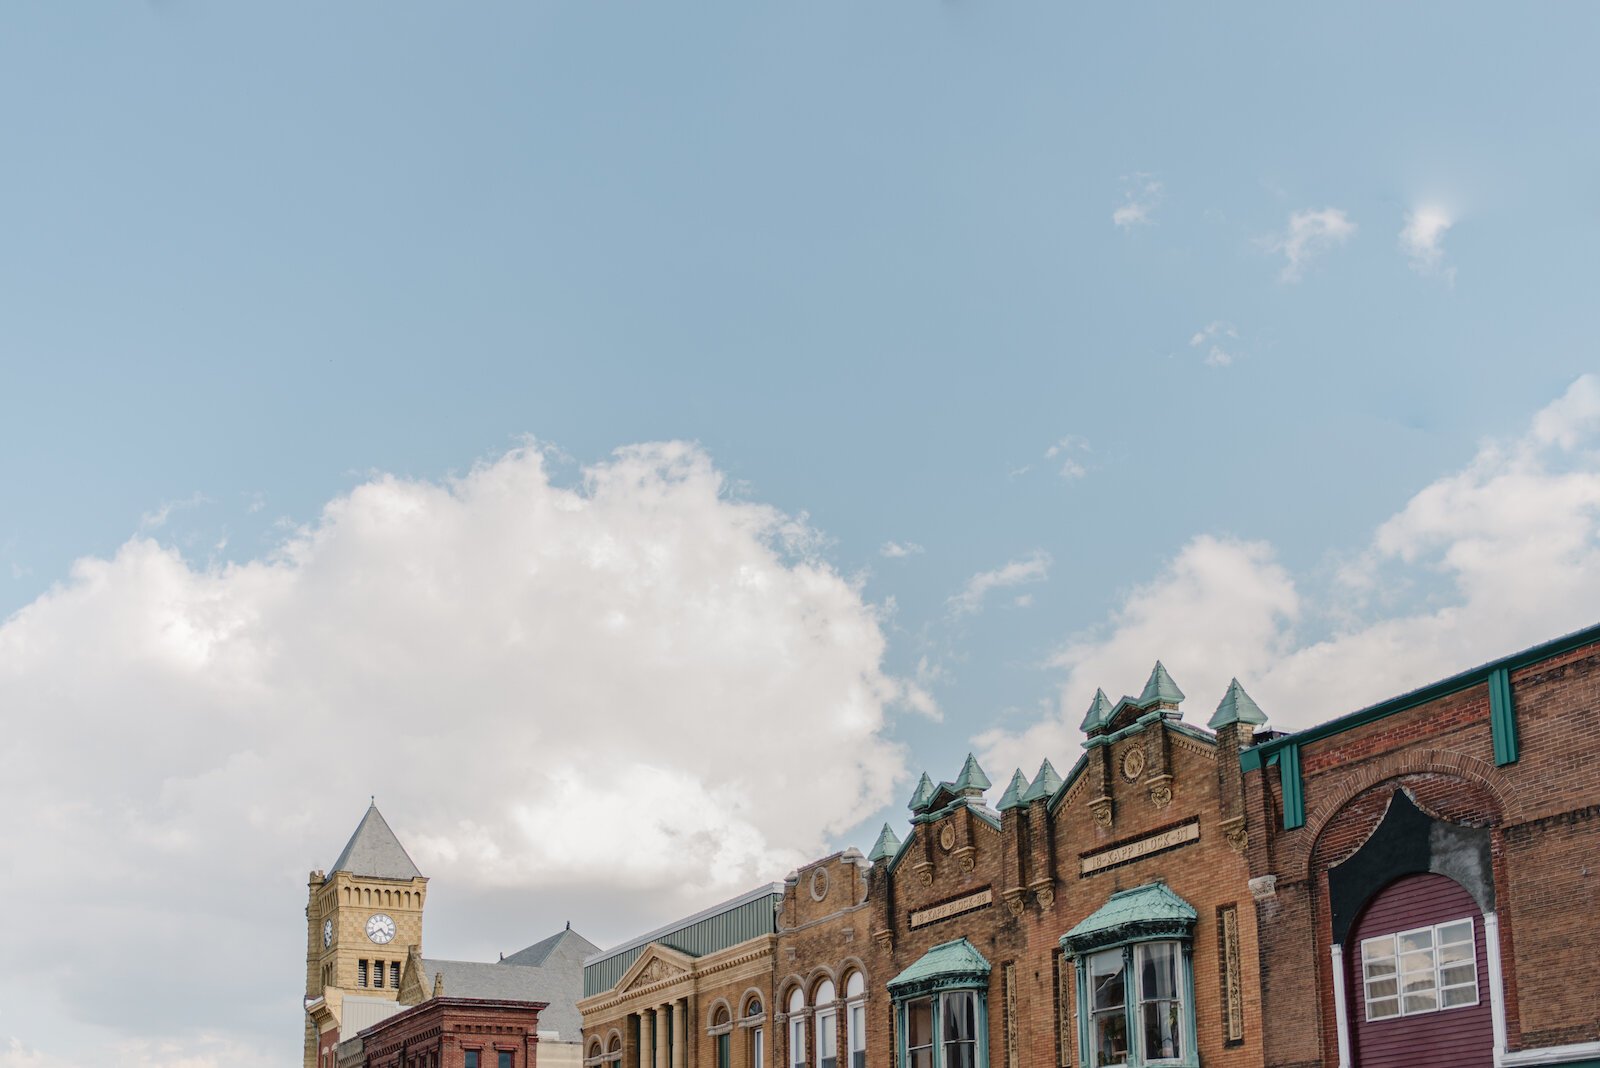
(608, 1034, 624, 1068)
(814, 980, 837, 1068)
(788, 987, 807, 1068)
(746, 997, 766, 1068)
(712, 1007, 733, 1068)
(844, 972, 867, 1068)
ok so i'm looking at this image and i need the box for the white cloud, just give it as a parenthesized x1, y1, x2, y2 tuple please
(1188, 321, 1239, 368)
(0, 443, 912, 1061)
(949, 551, 1052, 616)
(1044, 436, 1091, 480)
(880, 540, 924, 559)
(978, 375, 1600, 774)
(1112, 173, 1164, 229)
(1400, 206, 1456, 280)
(1264, 207, 1356, 281)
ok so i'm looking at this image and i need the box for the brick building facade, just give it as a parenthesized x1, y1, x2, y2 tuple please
(338, 997, 547, 1068)
(578, 626, 1600, 1068)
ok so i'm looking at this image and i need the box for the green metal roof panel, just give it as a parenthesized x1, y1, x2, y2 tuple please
(1079, 688, 1115, 732)
(886, 937, 991, 996)
(1021, 758, 1063, 803)
(582, 885, 781, 996)
(1208, 678, 1268, 729)
(996, 769, 1030, 811)
(867, 823, 903, 862)
(1139, 662, 1185, 706)
(951, 753, 991, 793)
(1062, 882, 1198, 956)
(908, 772, 936, 813)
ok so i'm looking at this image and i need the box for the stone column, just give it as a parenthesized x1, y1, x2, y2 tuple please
(640, 1010, 654, 1068)
(656, 1006, 669, 1068)
(673, 999, 686, 1068)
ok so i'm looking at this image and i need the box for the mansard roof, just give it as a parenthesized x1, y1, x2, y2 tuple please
(886, 937, 991, 996)
(328, 801, 423, 882)
(1061, 881, 1197, 955)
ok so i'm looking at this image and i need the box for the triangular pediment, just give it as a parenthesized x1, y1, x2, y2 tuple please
(616, 943, 696, 993)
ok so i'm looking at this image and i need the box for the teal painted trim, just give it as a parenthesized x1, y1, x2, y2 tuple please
(1243, 622, 1600, 774)
(1280, 742, 1305, 830)
(1490, 667, 1519, 766)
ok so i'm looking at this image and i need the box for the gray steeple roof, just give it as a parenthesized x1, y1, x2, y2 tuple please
(328, 802, 423, 882)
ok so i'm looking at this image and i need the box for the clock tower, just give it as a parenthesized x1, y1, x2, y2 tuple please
(303, 801, 428, 1068)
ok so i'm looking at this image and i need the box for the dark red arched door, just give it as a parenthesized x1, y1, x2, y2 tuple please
(1346, 872, 1493, 1068)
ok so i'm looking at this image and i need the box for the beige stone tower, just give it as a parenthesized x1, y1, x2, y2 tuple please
(303, 802, 428, 1068)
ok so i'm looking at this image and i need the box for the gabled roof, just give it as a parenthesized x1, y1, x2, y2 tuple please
(1079, 688, 1115, 732)
(502, 926, 600, 968)
(886, 937, 991, 996)
(1139, 661, 1185, 706)
(1208, 678, 1268, 729)
(1021, 758, 1063, 803)
(867, 823, 903, 862)
(996, 769, 1030, 812)
(328, 802, 423, 882)
(1061, 882, 1197, 955)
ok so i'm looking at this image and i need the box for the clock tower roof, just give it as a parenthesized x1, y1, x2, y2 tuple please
(327, 801, 423, 882)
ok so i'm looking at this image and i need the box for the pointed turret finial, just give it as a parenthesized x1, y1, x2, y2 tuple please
(1139, 661, 1185, 706)
(1079, 688, 1115, 733)
(1022, 758, 1064, 803)
(908, 772, 936, 813)
(1208, 677, 1268, 730)
(996, 769, 1030, 811)
(952, 753, 991, 795)
(433, 971, 445, 998)
(867, 822, 903, 862)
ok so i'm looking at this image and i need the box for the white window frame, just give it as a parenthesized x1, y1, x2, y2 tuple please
(845, 972, 867, 1068)
(1360, 916, 1479, 1022)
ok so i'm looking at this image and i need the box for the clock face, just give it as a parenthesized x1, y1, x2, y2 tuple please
(366, 913, 397, 945)
(322, 918, 334, 948)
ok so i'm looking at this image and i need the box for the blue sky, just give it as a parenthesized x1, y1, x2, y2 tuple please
(2, 5, 1598, 1066)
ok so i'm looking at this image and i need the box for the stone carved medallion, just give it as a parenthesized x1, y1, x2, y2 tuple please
(1149, 783, 1173, 809)
(1120, 746, 1146, 782)
(1035, 885, 1055, 910)
(1089, 797, 1113, 828)
(938, 822, 957, 852)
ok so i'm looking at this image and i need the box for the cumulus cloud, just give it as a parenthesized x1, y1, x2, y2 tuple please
(0, 443, 912, 1062)
(1044, 436, 1091, 480)
(978, 375, 1600, 774)
(1400, 206, 1456, 280)
(1188, 321, 1239, 368)
(1264, 207, 1356, 281)
(880, 540, 924, 559)
(949, 552, 1052, 616)
(1112, 173, 1164, 229)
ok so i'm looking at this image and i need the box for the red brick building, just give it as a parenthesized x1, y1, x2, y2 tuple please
(339, 996, 547, 1068)
(578, 624, 1600, 1068)
(1244, 625, 1600, 1068)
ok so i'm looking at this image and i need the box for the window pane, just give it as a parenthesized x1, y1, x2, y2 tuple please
(466, 1055, 479, 1068)
(850, 1006, 865, 1053)
(1442, 986, 1478, 1008)
(1089, 951, 1126, 1012)
(501, 1054, 514, 1068)
(719, 1034, 731, 1068)
(942, 994, 976, 1043)
(1367, 997, 1399, 1020)
(907, 1000, 932, 1049)
(1403, 992, 1438, 1014)
(1437, 921, 1473, 946)
(909, 1050, 932, 1068)
(753, 1029, 764, 1068)
(1399, 930, 1433, 953)
(1361, 936, 1396, 963)
(1138, 944, 1179, 1001)
(1400, 952, 1435, 976)
(1440, 964, 1475, 987)
(1364, 978, 1397, 999)
(1092, 1010, 1128, 1067)
(1142, 1001, 1182, 1061)
(1363, 957, 1395, 978)
(1438, 943, 1472, 966)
